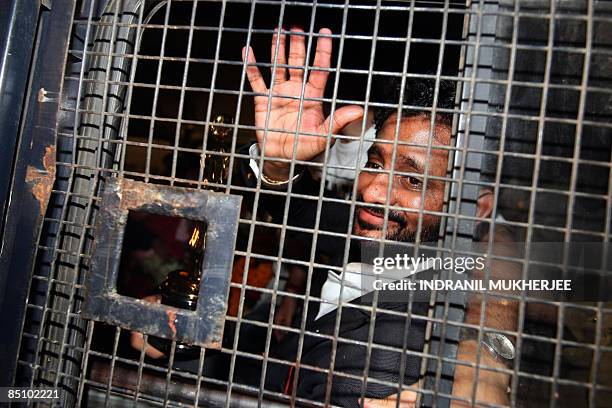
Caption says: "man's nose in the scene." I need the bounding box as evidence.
[361,172,395,206]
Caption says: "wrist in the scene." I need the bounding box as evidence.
[248,143,303,189]
[263,161,291,182]
[452,340,510,407]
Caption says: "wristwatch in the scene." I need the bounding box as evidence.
[461,329,516,367]
[482,332,516,362]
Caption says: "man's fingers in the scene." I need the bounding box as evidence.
[130,331,165,359]
[324,105,365,136]
[362,400,415,408]
[242,46,267,94]
[362,390,417,408]
[396,390,417,405]
[288,27,306,81]
[308,28,332,94]
[142,294,161,304]
[271,29,287,84]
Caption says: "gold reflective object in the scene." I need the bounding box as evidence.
[203,114,233,187]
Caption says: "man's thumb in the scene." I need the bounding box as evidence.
[325,105,365,135]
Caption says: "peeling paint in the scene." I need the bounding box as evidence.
[207,340,222,350]
[37,87,58,103]
[120,179,164,209]
[37,88,47,103]
[117,178,212,213]
[25,145,56,214]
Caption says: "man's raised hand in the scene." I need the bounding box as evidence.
[242,27,363,181]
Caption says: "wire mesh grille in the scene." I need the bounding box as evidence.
[14,0,612,407]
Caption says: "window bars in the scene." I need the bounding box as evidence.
[10,0,612,407]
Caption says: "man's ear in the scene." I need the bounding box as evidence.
[477,189,494,219]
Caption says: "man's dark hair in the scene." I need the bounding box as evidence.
[373,77,456,132]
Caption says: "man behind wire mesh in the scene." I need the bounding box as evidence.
[232,28,515,407]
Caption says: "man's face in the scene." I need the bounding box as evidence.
[354,114,451,242]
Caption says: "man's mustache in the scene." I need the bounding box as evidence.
[356,195,407,228]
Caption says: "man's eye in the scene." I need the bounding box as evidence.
[365,161,382,170]
[402,176,423,190]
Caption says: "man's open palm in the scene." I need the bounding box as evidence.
[242,28,363,168]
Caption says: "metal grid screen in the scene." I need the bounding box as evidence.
[13,0,612,407]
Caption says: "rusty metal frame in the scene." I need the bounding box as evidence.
[84,177,241,348]
[0,0,74,388]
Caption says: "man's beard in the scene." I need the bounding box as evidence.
[354,201,440,243]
